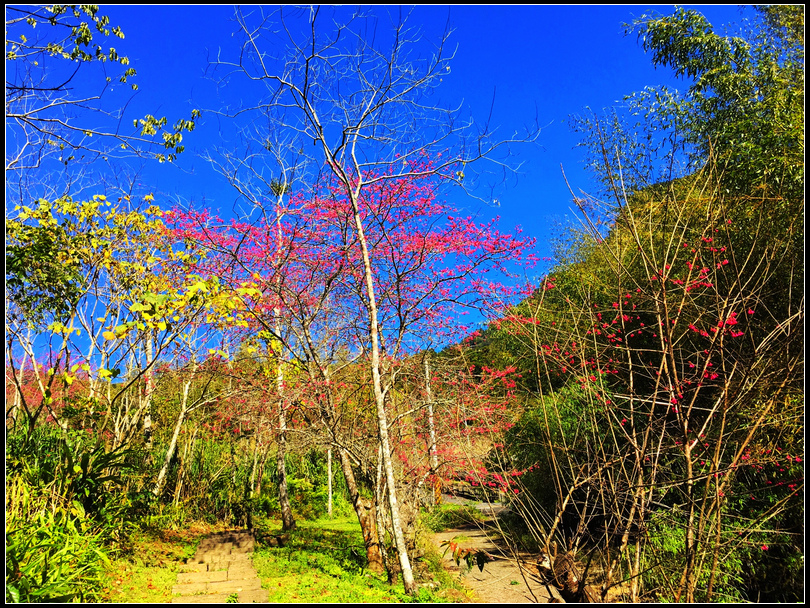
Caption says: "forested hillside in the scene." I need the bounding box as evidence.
[462,6,804,601]
[6,5,803,603]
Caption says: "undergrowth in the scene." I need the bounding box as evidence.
[253,515,471,603]
[421,502,488,533]
[99,526,207,603]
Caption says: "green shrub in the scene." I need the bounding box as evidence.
[421,503,486,532]
[5,477,112,602]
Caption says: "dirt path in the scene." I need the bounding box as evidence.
[431,496,560,604]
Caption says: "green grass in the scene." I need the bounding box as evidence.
[253,516,408,603]
[421,503,487,532]
[100,526,206,603]
[95,513,474,604]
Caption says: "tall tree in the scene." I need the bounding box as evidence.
[195,6,539,593]
[169,162,534,580]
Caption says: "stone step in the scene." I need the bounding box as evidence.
[173,576,262,597]
[169,587,269,604]
[228,566,259,580]
[238,589,270,603]
[176,570,229,585]
[193,552,252,566]
[172,593,233,604]
[172,581,209,596]
[172,529,266,603]
[207,577,263,595]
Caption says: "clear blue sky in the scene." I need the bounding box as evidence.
[96,5,749,268]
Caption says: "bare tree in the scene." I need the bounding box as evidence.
[495,153,803,601]
[198,5,540,593]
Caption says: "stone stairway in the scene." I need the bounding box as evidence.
[172,530,268,603]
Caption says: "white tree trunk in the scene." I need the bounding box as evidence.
[152,377,191,497]
[425,354,441,505]
[350,193,416,594]
[143,330,155,451]
[274,206,296,532]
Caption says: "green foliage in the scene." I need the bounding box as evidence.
[4,425,157,603]
[5,202,86,328]
[7,195,193,330]
[4,425,137,603]
[572,6,804,216]
[252,518,408,602]
[631,6,804,201]
[638,510,752,603]
[421,503,487,533]
[257,449,352,521]
[169,436,255,525]
[502,387,578,513]
[7,427,131,522]
[5,476,112,603]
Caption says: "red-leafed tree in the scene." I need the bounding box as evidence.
[196,6,539,592]
[169,161,535,580]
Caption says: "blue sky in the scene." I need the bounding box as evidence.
[54,5,750,266]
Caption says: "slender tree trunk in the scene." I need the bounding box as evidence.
[249,435,259,499]
[153,378,191,497]
[174,425,198,506]
[276,356,296,531]
[350,192,416,594]
[273,200,296,532]
[424,354,441,506]
[337,446,385,573]
[376,444,400,584]
[255,436,270,496]
[327,447,333,518]
[143,330,155,452]
[7,362,23,431]
[600,485,642,600]
[675,443,697,602]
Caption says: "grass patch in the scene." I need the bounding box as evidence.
[96,513,477,604]
[99,525,208,603]
[253,516,407,603]
[421,503,487,533]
